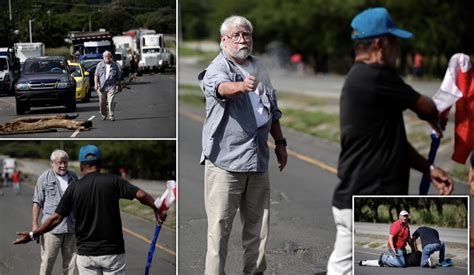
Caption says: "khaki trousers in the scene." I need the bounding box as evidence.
[327,207,352,275]
[204,160,270,275]
[76,253,126,274]
[40,232,77,275]
[97,88,116,119]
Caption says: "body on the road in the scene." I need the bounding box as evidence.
[95,51,122,121]
[32,149,78,275]
[198,15,288,275]
[327,7,453,274]
[15,145,165,275]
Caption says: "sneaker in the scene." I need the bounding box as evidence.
[359,260,363,266]
[428,257,435,268]
[378,253,384,267]
[109,116,115,121]
[101,115,106,120]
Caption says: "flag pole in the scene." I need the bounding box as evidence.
[145,223,162,275]
[419,132,441,195]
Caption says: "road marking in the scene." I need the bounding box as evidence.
[179,110,338,174]
[70,115,95,138]
[122,227,176,257]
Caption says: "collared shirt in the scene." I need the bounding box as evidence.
[33,169,78,234]
[95,61,121,92]
[198,51,282,172]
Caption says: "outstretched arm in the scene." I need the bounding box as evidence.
[14,212,64,245]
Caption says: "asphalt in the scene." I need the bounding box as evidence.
[0,159,176,274]
[0,72,176,138]
[354,248,468,275]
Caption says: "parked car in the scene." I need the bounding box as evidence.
[68,62,91,102]
[15,56,76,115]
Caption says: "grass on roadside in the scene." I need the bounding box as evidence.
[179,46,218,64]
[45,47,71,59]
[179,92,341,143]
[120,199,176,230]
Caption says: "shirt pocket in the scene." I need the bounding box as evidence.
[46,182,57,198]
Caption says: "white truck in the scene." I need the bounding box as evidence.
[139,33,167,73]
[0,47,20,95]
[2,158,16,180]
[114,48,130,75]
[14,42,45,64]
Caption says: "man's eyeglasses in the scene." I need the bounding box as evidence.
[224,32,252,42]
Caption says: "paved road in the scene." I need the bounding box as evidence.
[0,160,176,274]
[178,103,469,274]
[180,57,442,98]
[355,222,468,244]
[0,73,176,138]
[354,248,468,275]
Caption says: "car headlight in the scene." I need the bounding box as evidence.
[16,83,30,90]
[158,60,163,65]
[75,80,83,88]
[57,82,70,89]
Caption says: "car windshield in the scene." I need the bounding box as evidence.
[69,65,82,77]
[24,59,67,74]
[82,59,101,70]
[0,58,7,71]
[143,48,160,54]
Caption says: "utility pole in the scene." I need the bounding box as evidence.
[8,0,12,20]
[29,19,35,43]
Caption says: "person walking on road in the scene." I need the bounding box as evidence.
[12,169,21,195]
[95,51,122,121]
[32,149,78,275]
[15,145,166,274]
[379,211,416,267]
[412,226,452,268]
[327,7,454,274]
[198,15,288,275]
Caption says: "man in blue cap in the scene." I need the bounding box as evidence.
[327,7,454,274]
[14,145,166,274]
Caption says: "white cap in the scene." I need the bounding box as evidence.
[399,210,409,216]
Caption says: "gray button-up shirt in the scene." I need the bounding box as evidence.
[95,61,121,92]
[199,51,282,172]
[33,169,78,234]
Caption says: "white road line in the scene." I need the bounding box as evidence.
[70,115,95,138]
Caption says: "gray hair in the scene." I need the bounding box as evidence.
[220,15,253,36]
[50,149,69,161]
[103,50,113,58]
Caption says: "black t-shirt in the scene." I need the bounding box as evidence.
[412,226,440,248]
[470,150,474,166]
[55,172,139,256]
[333,62,421,209]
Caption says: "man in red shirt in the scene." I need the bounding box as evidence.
[380,210,417,267]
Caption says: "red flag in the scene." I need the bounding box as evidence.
[452,68,474,163]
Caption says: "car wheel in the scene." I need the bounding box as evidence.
[66,97,76,112]
[15,100,27,115]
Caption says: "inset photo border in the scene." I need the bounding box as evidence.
[353,195,469,275]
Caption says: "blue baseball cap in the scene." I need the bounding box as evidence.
[351,7,412,40]
[79,145,101,162]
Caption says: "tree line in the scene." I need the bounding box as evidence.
[0,141,176,180]
[0,0,175,48]
[181,0,474,77]
[354,197,467,228]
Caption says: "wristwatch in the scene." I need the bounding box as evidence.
[29,231,35,241]
[274,138,287,146]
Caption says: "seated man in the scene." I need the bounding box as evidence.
[412,226,452,268]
